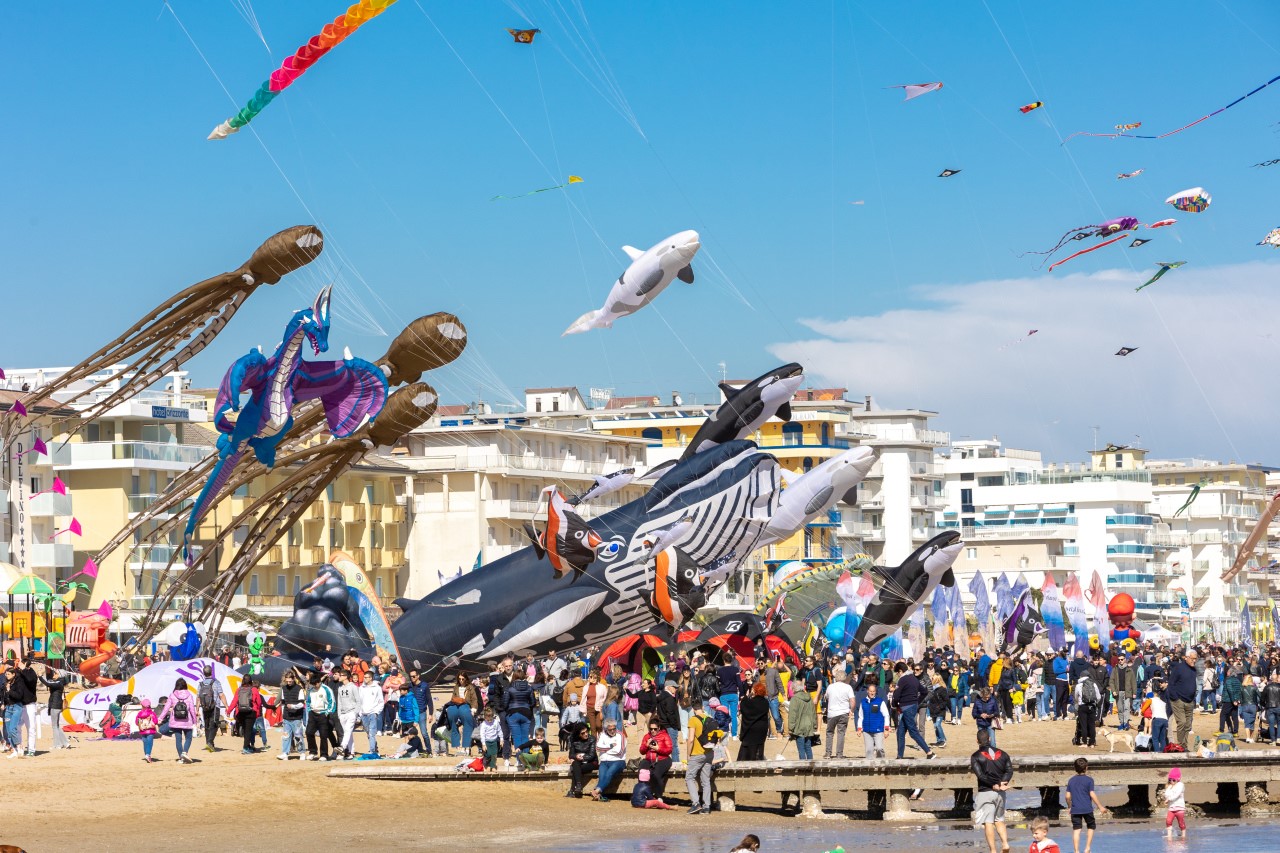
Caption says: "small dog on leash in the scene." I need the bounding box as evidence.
[1101,728,1135,753]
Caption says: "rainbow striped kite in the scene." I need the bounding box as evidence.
[209,0,397,140]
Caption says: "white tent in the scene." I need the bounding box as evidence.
[1142,626,1180,646]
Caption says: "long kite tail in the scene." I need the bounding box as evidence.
[1017,225,1098,261]
[182,446,246,563]
[1046,233,1129,272]
[1064,73,1280,144]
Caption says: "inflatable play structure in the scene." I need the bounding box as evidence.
[248,550,400,684]
[63,658,243,727]
[67,612,119,687]
[599,634,666,679]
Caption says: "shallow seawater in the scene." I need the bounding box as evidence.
[534,819,1270,852]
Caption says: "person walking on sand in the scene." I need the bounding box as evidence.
[857,682,888,759]
[787,681,818,760]
[1163,767,1187,839]
[136,698,160,763]
[196,665,229,753]
[892,662,936,760]
[970,728,1013,853]
[157,677,199,763]
[1165,649,1198,749]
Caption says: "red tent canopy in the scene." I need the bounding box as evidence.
[599,634,666,674]
[687,633,800,670]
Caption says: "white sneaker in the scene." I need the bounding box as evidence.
[6,751,19,759]
[277,753,289,760]
[504,759,512,770]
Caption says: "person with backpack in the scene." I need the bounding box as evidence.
[196,665,228,753]
[684,700,725,815]
[234,675,263,755]
[1073,673,1101,748]
[136,698,160,764]
[157,677,198,763]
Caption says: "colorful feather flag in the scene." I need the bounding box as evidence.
[1040,574,1067,651]
[1063,573,1089,656]
[1088,570,1109,652]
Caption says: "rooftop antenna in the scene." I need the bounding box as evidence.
[1092,425,1100,451]
[717,361,727,383]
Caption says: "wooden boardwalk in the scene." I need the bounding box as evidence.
[329,751,1280,819]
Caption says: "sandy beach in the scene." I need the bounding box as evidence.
[4,708,1269,853]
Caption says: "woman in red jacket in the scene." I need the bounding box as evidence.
[636,720,674,800]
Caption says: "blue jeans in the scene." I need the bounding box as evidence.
[416,711,431,752]
[508,711,532,751]
[932,715,947,746]
[666,727,681,763]
[446,703,475,750]
[1039,687,1054,719]
[950,696,964,722]
[1201,688,1218,712]
[281,719,304,755]
[896,703,931,758]
[255,716,269,748]
[603,702,620,724]
[1151,718,1169,753]
[795,735,814,760]
[1267,707,1280,743]
[719,692,740,737]
[360,712,380,753]
[3,706,21,748]
[142,734,155,757]
[768,697,782,731]
[978,724,996,747]
[595,759,625,795]
[174,728,193,756]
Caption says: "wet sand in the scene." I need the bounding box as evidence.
[3,709,1267,853]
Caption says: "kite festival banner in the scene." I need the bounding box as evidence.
[968,570,992,650]
[1088,570,1110,653]
[63,658,244,726]
[1040,574,1067,651]
[1062,573,1090,656]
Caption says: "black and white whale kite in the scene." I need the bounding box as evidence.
[851,531,964,651]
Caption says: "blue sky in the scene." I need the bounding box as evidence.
[4,1,1279,461]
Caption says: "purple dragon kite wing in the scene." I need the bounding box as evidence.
[293,357,389,437]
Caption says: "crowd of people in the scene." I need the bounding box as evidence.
[1,633,1273,836]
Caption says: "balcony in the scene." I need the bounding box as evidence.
[1106,515,1155,527]
[369,550,383,568]
[858,427,950,447]
[126,545,179,569]
[287,546,301,564]
[370,503,384,521]
[807,509,842,528]
[1152,533,1190,548]
[127,493,193,516]
[306,503,325,521]
[28,491,73,517]
[129,595,196,612]
[1107,544,1154,556]
[245,595,293,609]
[764,545,844,563]
[387,549,405,565]
[264,547,283,565]
[1048,554,1079,572]
[328,502,343,520]
[343,503,367,523]
[1191,560,1212,572]
[411,452,615,479]
[52,440,213,471]
[29,543,74,568]
[307,547,328,563]
[383,505,405,524]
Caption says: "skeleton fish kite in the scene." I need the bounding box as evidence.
[563,230,700,335]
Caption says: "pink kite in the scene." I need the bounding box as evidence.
[30,477,67,499]
[96,600,114,621]
[1149,219,1177,228]
[51,518,82,539]
[11,401,27,417]
[14,436,47,458]
[1047,233,1130,272]
[74,558,99,580]
[887,82,943,101]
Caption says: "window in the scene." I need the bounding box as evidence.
[535,400,542,412]
[30,476,40,494]
[329,521,343,548]
[287,525,300,547]
[1114,453,1123,469]
[960,472,975,481]
[803,457,813,472]
[276,575,286,596]
[326,484,336,501]
[961,488,973,504]
[293,576,302,594]
[782,422,803,446]
[978,475,1004,487]
[375,576,384,595]
[966,548,977,560]
[131,474,141,496]
[552,399,559,412]
[248,575,260,595]
[641,428,662,446]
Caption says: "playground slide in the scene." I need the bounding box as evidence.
[79,640,121,686]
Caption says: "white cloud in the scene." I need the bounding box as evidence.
[769,261,1280,463]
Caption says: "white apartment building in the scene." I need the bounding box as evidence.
[1147,458,1271,640]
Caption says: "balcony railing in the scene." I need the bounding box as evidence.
[127,493,193,515]
[29,543,74,568]
[53,441,213,468]
[765,545,844,563]
[411,453,614,477]
[265,547,283,564]
[1106,515,1154,526]
[28,491,73,517]
[858,427,950,447]
[387,549,405,565]
[245,595,293,608]
[384,505,405,523]
[307,503,325,520]
[307,547,328,563]
[1107,544,1154,555]
[343,503,367,523]
[369,550,383,568]
[287,546,301,563]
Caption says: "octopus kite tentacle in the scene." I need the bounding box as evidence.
[2,226,323,443]
[1047,233,1130,272]
[1021,217,1140,270]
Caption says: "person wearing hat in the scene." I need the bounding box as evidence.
[1162,767,1186,838]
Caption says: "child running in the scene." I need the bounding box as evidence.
[136,698,159,764]
[1163,767,1187,838]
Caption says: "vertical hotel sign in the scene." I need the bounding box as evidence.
[13,433,27,570]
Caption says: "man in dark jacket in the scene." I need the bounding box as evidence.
[1109,656,1138,731]
[1261,672,1280,746]
[7,659,39,757]
[655,681,682,763]
[278,670,306,759]
[407,670,436,754]
[890,662,935,760]
[970,728,1013,853]
[40,664,71,750]
[488,657,514,763]
[1166,649,1199,749]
